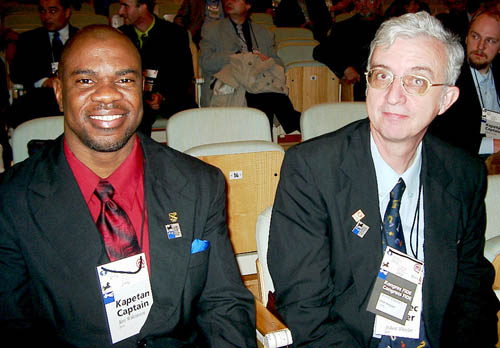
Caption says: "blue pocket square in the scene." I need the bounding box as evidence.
[191,239,210,254]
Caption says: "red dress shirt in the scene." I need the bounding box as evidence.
[64,135,150,270]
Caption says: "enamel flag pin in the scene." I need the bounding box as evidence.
[352,209,369,238]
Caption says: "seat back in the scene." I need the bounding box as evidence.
[277,43,340,111]
[272,27,315,46]
[4,13,41,33]
[12,116,64,164]
[300,102,367,141]
[70,13,109,27]
[250,12,274,25]
[486,174,500,241]
[286,63,340,112]
[186,141,284,268]
[166,107,271,152]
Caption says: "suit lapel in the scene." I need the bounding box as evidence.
[27,138,109,281]
[137,137,197,336]
[420,138,460,342]
[338,124,384,305]
[221,18,241,53]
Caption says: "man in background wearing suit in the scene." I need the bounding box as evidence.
[430,8,500,156]
[0,25,256,348]
[269,11,499,347]
[119,0,197,136]
[8,0,78,127]
[200,0,301,134]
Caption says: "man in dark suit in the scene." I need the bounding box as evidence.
[8,0,78,127]
[274,0,332,43]
[430,9,500,156]
[0,25,256,348]
[119,0,197,136]
[313,0,383,101]
[269,11,499,347]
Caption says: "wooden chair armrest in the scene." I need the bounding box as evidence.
[255,299,293,348]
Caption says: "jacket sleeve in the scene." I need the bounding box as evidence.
[268,147,362,347]
[199,22,233,77]
[441,161,500,347]
[195,170,257,348]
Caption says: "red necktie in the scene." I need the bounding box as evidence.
[94,180,140,261]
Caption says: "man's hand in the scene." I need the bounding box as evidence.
[145,92,163,110]
[253,51,270,61]
[494,139,500,153]
[343,66,360,84]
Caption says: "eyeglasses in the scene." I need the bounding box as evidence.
[365,68,449,96]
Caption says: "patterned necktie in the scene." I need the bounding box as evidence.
[382,178,406,253]
[52,31,63,62]
[94,180,141,261]
[378,178,430,348]
[236,24,249,53]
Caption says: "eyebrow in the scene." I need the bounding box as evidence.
[371,63,435,78]
[70,68,141,77]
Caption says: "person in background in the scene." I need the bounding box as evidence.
[119,0,197,136]
[8,0,78,127]
[430,8,500,156]
[274,0,332,42]
[313,0,383,101]
[200,0,301,134]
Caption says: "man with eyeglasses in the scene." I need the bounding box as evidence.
[430,8,500,156]
[8,0,78,127]
[268,11,499,347]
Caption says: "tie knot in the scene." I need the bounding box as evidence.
[54,31,60,39]
[390,178,406,201]
[94,180,115,202]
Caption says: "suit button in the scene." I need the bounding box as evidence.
[137,339,147,347]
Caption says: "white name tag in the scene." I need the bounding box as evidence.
[97,253,153,344]
[367,247,423,336]
[374,281,423,339]
[483,109,500,139]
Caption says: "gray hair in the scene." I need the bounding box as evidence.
[367,11,464,85]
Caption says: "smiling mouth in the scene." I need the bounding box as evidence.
[90,114,124,121]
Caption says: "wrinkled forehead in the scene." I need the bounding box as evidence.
[370,37,447,79]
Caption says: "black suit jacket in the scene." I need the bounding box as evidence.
[0,134,256,348]
[120,17,196,119]
[429,59,500,155]
[268,119,499,347]
[10,25,79,89]
[274,0,332,42]
[312,16,382,101]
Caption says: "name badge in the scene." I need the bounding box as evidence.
[482,108,500,139]
[367,247,423,335]
[97,253,153,344]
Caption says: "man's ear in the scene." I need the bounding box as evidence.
[438,85,459,115]
[53,77,64,112]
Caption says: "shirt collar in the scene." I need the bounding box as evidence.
[370,133,422,200]
[471,64,494,85]
[134,16,155,47]
[50,24,70,44]
[64,135,144,209]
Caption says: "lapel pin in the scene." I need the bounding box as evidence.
[352,221,369,238]
[168,212,178,223]
[166,223,182,239]
[352,209,365,222]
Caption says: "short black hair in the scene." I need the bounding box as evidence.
[136,0,155,13]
